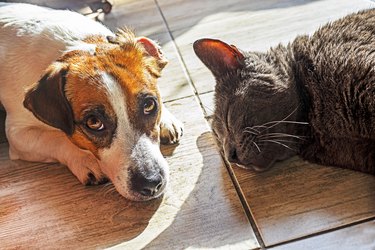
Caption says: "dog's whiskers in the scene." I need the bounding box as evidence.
[98,182,118,197]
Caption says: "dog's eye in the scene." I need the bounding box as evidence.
[86,116,105,131]
[143,98,157,115]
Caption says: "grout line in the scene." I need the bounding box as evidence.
[221,155,267,249]
[197,90,215,96]
[267,217,375,249]
[163,94,195,104]
[153,0,209,118]
[154,1,266,248]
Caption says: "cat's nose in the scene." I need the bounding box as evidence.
[223,139,243,165]
[226,146,242,164]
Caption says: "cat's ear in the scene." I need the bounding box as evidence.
[193,38,245,76]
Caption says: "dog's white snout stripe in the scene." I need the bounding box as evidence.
[98,72,168,200]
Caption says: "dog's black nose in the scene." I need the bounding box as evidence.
[140,177,163,197]
[132,172,164,197]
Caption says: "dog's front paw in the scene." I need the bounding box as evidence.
[86,173,109,186]
[160,108,184,144]
[67,150,108,186]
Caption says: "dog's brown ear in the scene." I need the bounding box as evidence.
[136,37,168,72]
[23,63,74,135]
[109,29,168,76]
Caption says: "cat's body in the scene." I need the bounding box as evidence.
[194,9,375,175]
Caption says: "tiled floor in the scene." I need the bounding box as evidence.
[1,0,374,249]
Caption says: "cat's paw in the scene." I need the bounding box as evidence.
[160,108,184,144]
[67,150,108,185]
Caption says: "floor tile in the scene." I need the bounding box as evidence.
[271,220,375,250]
[232,157,375,246]
[0,97,259,249]
[165,0,375,94]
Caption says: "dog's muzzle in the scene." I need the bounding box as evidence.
[126,134,169,200]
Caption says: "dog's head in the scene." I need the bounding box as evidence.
[23,30,169,201]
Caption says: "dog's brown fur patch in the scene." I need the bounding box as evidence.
[61,30,164,154]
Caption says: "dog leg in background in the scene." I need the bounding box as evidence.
[159,104,184,144]
[6,122,106,185]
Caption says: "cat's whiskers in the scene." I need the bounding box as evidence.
[258,132,307,141]
[242,124,305,155]
[251,125,269,130]
[265,120,309,126]
[242,107,308,139]
[254,106,307,132]
[243,125,262,134]
[239,132,259,153]
[252,141,261,153]
[258,106,299,128]
[221,106,307,155]
[243,129,259,136]
[259,139,297,151]
[242,127,262,152]
[262,138,299,144]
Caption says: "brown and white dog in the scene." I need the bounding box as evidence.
[0,3,183,201]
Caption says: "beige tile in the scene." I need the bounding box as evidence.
[232,157,375,246]
[168,0,375,94]
[0,97,259,249]
[271,220,375,250]
[103,0,166,36]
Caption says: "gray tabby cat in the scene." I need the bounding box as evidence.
[194,9,375,175]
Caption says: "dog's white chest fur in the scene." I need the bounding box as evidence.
[0,3,113,111]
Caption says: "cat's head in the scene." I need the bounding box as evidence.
[194,38,304,171]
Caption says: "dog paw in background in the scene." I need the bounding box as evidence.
[160,105,184,144]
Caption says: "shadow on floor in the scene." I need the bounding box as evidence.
[0,154,163,248]
[145,131,255,249]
